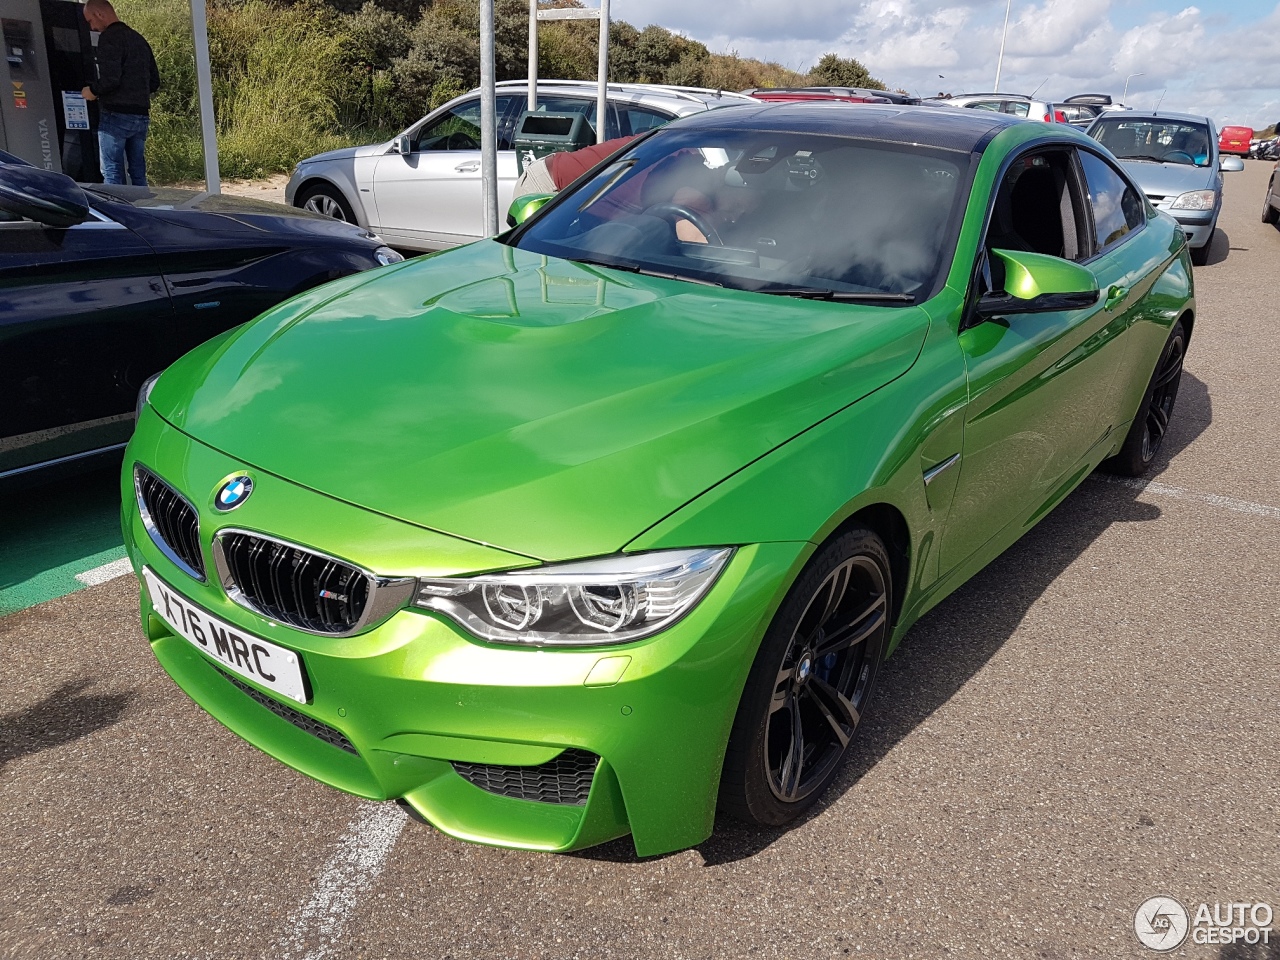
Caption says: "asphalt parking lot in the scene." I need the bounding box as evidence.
[3,161,1278,960]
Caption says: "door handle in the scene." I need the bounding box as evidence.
[1104,285,1128,310]
[454,161,480,173]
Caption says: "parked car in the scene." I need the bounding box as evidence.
[1218,125,1253,157]
[0,153,400,482]
[922,92,1057,122]
[1086,110,1244,265]
[127,102,1194,857]
[743,86,910,105]
[285,81,754,252]
[1262,159,1280,224]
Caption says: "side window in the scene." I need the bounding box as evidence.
[985,150,1090,277]
[967,100,1001,112]
[414,99,482,152]
[525,95,602,139]
[1078,150,1145,253]
[615,105,673,137]
[1002,101,1030,117]
[414,97,523,152]
[494,96,522,150]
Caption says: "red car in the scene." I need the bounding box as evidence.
[1219,125,1253,157]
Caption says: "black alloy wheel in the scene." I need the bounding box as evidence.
[720,528,891,827]
[1101,321,1187,477]
[1263,179,1278,224]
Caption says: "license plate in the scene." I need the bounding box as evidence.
[143,567,308,704]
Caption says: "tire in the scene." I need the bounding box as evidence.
[297,183,356,223]
[719,527,891,828]
[1263,182,1278,225]
[1189,231,1212,266]
[1100,321,1187,477]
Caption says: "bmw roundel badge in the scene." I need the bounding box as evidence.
[215,475,254,511]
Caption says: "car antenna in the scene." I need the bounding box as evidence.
[1029,76,1049,99]
[1153,89,1166,112]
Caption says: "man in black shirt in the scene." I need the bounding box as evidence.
[81,0,160,186]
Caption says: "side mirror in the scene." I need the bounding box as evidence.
[1219,156,1245,172]
[392,134,412,155]
[975,249,1099,319]
[506,193,554,227]
[0,163,89,228]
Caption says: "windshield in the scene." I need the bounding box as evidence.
[509,128,971,302]
[1089,118,1213,167]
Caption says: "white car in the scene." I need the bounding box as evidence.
[285,81,753,251]
[923,93,1057,123]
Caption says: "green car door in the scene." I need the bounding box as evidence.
[942,143,1132,572]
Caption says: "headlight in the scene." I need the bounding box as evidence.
[374,245,405,266]
[1170,190,1216,211]
[413,547,734,646]
[135,371,162,422]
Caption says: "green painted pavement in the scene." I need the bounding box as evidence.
[0,465,128,617]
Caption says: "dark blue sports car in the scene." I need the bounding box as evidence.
[0,151,402,481]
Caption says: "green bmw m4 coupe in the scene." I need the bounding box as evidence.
[123,103,1193,856]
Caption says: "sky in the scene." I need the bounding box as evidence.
[614,0,1280,129]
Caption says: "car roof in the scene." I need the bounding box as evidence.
[491,80,755,115]
[1092,109,1214,126]
[666,101,1024,153]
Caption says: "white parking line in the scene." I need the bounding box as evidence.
[74,556,134,587]
[277,803,407,960]
[1090,474,1280,520]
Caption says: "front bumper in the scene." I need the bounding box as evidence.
[1170,210,1215,249]
[123,408,805,856]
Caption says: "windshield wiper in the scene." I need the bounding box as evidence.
[1122,155,1166,163]
[568,257,722,287]
[752,287,915,303]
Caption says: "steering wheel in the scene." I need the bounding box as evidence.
[1162,150,1195,164]
[643,202,722,246]
[446,131,479,150]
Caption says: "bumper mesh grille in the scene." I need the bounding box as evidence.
[454,749,599,805]
[135,467,205,580]
[218,532,370,635]
[219,669,357,755]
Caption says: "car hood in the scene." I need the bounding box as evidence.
[87,186,379,245]
[1118,161,1218,197]
[153,241,928,561]
[298,143,385,165]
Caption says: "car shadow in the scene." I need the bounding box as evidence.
[0,679,135,773]
[575,373,1211,866]
[1202,226,1231,266]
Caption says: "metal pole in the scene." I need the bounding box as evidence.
[993,0,1011,93]
[480,0,498,236]
[1122,72,1143,104]
[596,0,609,144]
[190,0,220,193]
[528,0,538,111]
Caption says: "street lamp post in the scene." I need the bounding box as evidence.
[1122,72,1143,105]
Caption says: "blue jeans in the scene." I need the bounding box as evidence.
[98,110,150,186]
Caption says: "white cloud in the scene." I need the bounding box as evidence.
[616,0,1280,128]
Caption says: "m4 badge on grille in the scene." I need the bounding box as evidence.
[215,475,254,511]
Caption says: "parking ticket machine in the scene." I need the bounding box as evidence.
[0,0,100,178]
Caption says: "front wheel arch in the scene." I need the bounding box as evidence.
[295,178,360,225]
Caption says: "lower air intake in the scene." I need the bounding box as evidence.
[220,669,357,755]
[454,749,599,805]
